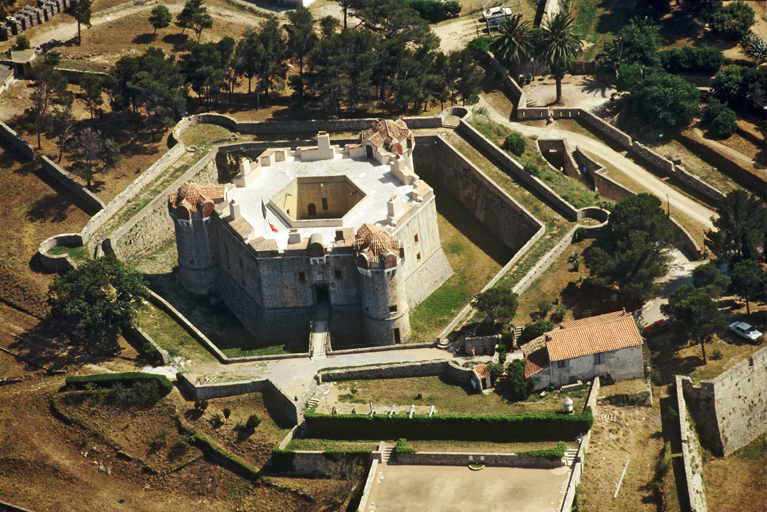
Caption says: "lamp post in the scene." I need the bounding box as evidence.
[666,193,670,216]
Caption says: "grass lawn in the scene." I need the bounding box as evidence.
[702,435,767,512]
[136,301,219,364]
[330,376,589,416]
[511,238,594,326]
[135,242,307,356]
[46,244,90,266]
[286,439,379,452]
[407,439,577,453]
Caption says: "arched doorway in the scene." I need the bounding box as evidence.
[308,203,317,216]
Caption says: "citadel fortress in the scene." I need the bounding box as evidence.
[168,119,453,347]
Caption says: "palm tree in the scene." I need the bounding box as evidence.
[490,14,533,75]
[537,11,580,104]
[596,39,631,76]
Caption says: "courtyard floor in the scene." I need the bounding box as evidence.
[365,465,571,512]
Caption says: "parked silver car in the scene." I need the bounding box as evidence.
[728,321,763,342]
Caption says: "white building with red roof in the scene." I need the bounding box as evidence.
[523,310,644,390]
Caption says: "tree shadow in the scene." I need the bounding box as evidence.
[26,192,71,223]
[162,32,191,53]
[132,33,156,45]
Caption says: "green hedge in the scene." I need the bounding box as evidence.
[65,372,173,395]
[659,46,724,75]
[395,438,416,454]
[518,441,567,460]
[305,407,593,442]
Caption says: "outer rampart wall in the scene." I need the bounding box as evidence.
[676,375,708,512]
[39,155,106,211]
[683,346,767,457]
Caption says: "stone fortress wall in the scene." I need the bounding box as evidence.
[681,345,767,457]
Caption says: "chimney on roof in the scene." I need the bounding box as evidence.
[230,200,241,220]
[545,333,552,341]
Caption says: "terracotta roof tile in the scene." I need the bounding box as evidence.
[546,313,642,362]
[524,347,550,378]
[558,310,627,330]
[353,223,400,263]
[474,364,490,379]
[360,119,411,155]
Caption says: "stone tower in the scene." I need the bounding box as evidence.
[168,182,230,295]
[353,223,411,345]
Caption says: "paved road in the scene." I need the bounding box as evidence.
[474,96,717,232]
[640,249,707,326]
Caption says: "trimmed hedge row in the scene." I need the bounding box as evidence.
[659,46,724,75]
[65,372,173,395]
[517,440,567,461]
[305,407,593,442]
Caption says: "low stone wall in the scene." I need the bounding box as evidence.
[574,111,633,150]
[464,335,500,356]
[328,342,436,355]
[676,375,708,512]
[670,217,702,260]
[512,226,577,296]
[0,120,36,160]
[397,452,562,468]
[457,121,580,221]
[357,458,379,512]
[439,106,471,122]
[559,376,600,512]
[126,326,171,365]
[37,233,83,272]
[539,137,589,187]
[317,360,473,385]
[53,68,108,85]
[39,155,106,212]
[487,53,525,106]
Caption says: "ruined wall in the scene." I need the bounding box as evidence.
[682,346,767,457]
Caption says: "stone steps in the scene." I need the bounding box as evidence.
[381,443,395,465]
[563,448,578,466]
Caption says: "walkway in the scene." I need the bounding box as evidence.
[474,96,717,232]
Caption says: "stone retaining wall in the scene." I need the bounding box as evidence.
[397,452,562,468]
[39,155,106,211]
[318,360,473,385]
[357,458,379,512]
[573,110,633,150]
[676,375,708,512]
[37,233,83,272]
[0,120,36,160]
[559,376,600,512]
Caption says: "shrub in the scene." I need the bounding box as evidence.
[395,438,416,454]
[711,349,724,360]
[659,46,724,75]
[552,305,567,323]
[518,441,567,460]
[627,72,700,130]
[245,413,261,430]
[271,448,296,473]
[707,0,755,40]
[407,0,461,22]
[523,320,555,341]
[500,332,515,347]
[223,408,231,423]
[523,161,541,178]
[13,35,30,51]
[537,300,553,317]
[467,36,493,57]
[701,100,737,138]
[503,132,526,156]
[304,407,593,442]
[712,65,766,108]
[505,359,534,401]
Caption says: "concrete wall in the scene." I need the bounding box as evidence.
[317,360,473,385]
[682,346,767,457]
[676,375,708,512]
[396,452,562,468]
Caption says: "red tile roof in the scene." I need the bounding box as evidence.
[474,364,490,379]
[546,311,642,362]
[524,347,550,378]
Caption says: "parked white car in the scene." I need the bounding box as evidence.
[483,7,512,19]
[728,321,763,342]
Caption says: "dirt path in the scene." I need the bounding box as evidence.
[475,95,717,231]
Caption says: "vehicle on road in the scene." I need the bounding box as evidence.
[728,321,763,342]
[644,319,668,337]
[482,7,512,19]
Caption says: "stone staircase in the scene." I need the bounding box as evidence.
[562,448,579,467]
[380,443,395,465]
[310,304,330,360]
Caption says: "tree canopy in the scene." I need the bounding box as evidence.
[626,72,700,130]
[472,287,519,328]
[48,255,149,347]
[707,190,766,262]
[585,193,677,305]
[538,11,580,104]
[148,5,172,34]
[661,284,726,365]
[504,359,534,401]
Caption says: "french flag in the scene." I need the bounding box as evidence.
[261,200,279,233]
